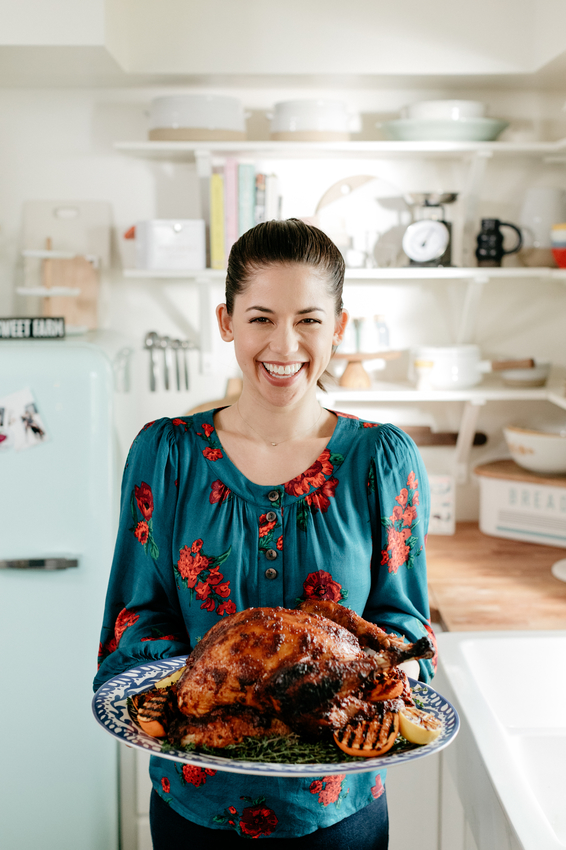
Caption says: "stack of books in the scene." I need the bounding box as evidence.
[209,159,281,270]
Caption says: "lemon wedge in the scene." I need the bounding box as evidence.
[155,668,184,689]
[399,705,442,745]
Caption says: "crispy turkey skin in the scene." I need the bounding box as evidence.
[173,601,434,748]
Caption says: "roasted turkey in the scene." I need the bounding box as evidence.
[169,600,434,748]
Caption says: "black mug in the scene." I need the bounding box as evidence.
[475,218,523,267]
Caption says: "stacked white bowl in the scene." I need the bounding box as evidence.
[149,95,246,141]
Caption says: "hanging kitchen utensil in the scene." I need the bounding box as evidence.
[144,332,160,392]
[171,339,182,391]
[160,336,173,391]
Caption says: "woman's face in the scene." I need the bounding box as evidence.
[217,264,347,408]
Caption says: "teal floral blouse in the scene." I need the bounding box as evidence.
[94,409,437,839]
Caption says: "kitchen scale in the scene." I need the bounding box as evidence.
[402,193,458,267]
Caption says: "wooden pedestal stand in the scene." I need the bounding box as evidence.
[332,351,402,389]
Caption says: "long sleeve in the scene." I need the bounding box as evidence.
[364,424,437,682]
[93,419,191,691]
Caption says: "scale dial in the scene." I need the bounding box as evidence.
[402,220,450,263]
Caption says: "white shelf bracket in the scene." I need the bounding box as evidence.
[460,151,493,267]
[195,149,212,267]
[453,399,486,484]
[457,274,489,343]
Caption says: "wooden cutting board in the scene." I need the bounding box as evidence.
[41,256,99,330]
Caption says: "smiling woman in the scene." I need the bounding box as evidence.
[94,219,435,849]
[213,221,348,485]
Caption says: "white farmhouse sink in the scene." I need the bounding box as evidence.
[436,631,566,850]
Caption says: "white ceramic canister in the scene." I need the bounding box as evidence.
[269,99,361,141]
[409,344,485,390]
[148,94,246,141]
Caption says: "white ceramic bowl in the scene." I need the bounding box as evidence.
[270,99,356,140]
[503,425,566,474]
[149,95,246,140]
[409,344,483,390]
[403,99,486,121]
[382,118,508,142]
[500,362,550,388]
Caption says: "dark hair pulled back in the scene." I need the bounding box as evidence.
[225,218,345,316]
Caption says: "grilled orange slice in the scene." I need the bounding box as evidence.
[136,690,168,738]
[333,711,399,757]
[399,705,442,745]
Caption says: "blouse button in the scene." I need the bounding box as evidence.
[265,548,278,561]
[267,490,279,502]
[265,511,277,522]
[265,567,278,580]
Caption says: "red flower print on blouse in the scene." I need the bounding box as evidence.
[371,775,384,799]
[175,539,233,616]
[276,535,283,551]
[284,449,334,497]
[334,411,359,419]
[309,775,348,808]
[161,777,170,794]
[258,513,277,538]
[181,765,216,787]
[134,482,154,520]
[98,607,139,663]
[203,447,223,461]
[380,472,422,574]
[239,803,278,838]
[217,599,236,616]
[177,547,210,588]
[202,422,214,438]
[301,570,346,603]
[134,521,149,544]
[304,476,338,514]
[210,479,231,504]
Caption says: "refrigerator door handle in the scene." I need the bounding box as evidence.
[0,557,79,570]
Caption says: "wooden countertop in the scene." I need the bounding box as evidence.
[426,522,566,631]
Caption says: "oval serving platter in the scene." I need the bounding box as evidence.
[92,656,459,777]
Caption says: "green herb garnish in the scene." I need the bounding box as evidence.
[161,732,416,764]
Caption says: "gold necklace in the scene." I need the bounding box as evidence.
[235,402,324,447]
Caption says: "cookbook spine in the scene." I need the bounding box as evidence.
[238,163,256,236]
[210,171,225,270]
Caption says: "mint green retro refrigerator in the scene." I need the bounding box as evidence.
[0,338,119,850]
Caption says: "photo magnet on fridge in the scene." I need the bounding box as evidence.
[0,388,49,451]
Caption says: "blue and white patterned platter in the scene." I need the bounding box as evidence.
[92,656,459,777]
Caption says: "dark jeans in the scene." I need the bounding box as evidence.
[150,787,389,848]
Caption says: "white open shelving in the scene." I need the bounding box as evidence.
[121,266,566,282]
[114,139,566,161]
[116,135,566,483]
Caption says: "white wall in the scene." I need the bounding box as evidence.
[105,0,566,75]
[0,0,105,45]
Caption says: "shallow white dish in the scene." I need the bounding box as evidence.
[402,99,486,121]
[500,362,550,387]
[382,117,508,142]
[503,424,566,474]
[92,656,459,777]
